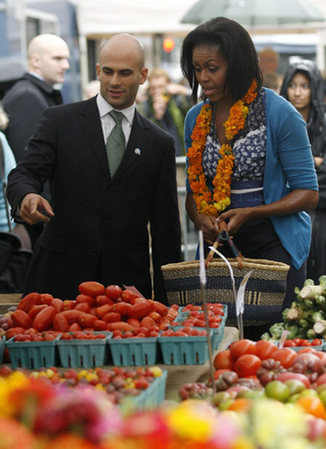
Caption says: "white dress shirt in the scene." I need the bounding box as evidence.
[96,93,135,146]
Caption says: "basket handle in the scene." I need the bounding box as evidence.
[205,220,243,268]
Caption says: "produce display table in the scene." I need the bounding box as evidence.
[159,326,239,400]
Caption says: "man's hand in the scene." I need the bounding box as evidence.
[20,193,54,225]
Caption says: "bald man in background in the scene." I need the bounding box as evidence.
[2,34,70,162]
[3,34,70,247]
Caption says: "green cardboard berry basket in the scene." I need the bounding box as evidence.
[57,334,110,368]
[158,330,213,365]
[6,336,60,369]
[121,369,167,411]
[108,337,158,366]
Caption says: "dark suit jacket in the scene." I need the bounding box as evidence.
[2,73,63,162]
[7,97,181,302]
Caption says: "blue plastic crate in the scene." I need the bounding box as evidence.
[57,335,109,368]
[108,337,158,366]
[158,330,213,365]
[6,336,59,369]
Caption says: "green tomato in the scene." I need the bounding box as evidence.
[211,391,231,407]
[288,393,301,403]
[319,389,326,407]
[265,380,290,403]
[219,398,234,411]
[298,388,319,398]
[285,379,306,395]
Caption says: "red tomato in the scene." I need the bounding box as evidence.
[271,347,297,368]
[312,338,323,346]
[79,281,105,297]
[234,354,262,377]
[283,339,297,347]
[213,349,234,370]
[106,285,123,300]
[255,339,277,360]
[229,339,256,360]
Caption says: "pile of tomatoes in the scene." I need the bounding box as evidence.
[6,281,180,340]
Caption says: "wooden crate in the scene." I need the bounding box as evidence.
[0,294,21,313]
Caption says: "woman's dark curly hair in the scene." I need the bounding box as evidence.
[181,17,263,103]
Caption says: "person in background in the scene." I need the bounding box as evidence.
[0,104,16,232]
[181,17,318,338]
[280,59,326,283]
[2,34,70,248]
[258,47,279,76]
[262,72,282,94]
[2,34,70,162]
[6,34,181,303]
[138,68,192,156]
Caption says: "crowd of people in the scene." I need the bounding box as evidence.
[1,19,326,336]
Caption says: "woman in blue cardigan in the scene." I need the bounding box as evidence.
[181,17,318,338]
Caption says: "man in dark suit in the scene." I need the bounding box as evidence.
[6,34,181,303]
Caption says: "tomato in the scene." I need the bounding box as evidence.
[53,313,69,332]
[75,302,91,313]
[106,285,123,300]
[113,302,132,317]
[78,313,97,328]
[255,340,277,360]
[271,348,297,369]
[234,354,262,377]
[95,295,113,306]
[129,301,155,319]
[312,338,323,346]
[50,298,63,313]
[33,306,56,331]
[127,318,140,328]
[94,320,107,331]
[283,339,297,347]
[229,339,256,360]
[75,294,96,307]
[11,310,32,329]
[27,304,48,320]
[275,371,311,388]
[214,368,234,380]
[17,292,42,313]
[79,281,106,297]
[95,304,113,319]
[293,338,304,346]
[153,301,168,316]
[213,350,234,371]
[265,380,290,402]
[297,396,326,419]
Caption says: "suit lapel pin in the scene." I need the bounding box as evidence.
[134,148,141,156]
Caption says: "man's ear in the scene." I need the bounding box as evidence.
[140,67,148,85]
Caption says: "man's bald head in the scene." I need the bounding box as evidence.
[99,34,145,70]
[96,33,148,110]
[28,34,70,85]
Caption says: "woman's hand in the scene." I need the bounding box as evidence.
[186,193,218,244]
[216,208,254,235]
[195,214,218,244]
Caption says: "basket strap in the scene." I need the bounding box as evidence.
[205,220,243,268]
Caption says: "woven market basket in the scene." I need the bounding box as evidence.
[161,258,290,327]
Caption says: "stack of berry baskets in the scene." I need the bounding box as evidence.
[172,303,228,351]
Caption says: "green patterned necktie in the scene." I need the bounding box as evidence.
[106,110,126,176]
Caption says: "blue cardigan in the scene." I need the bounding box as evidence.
[184,88,318,269]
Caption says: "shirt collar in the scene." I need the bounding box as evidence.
[96,93,135,125]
